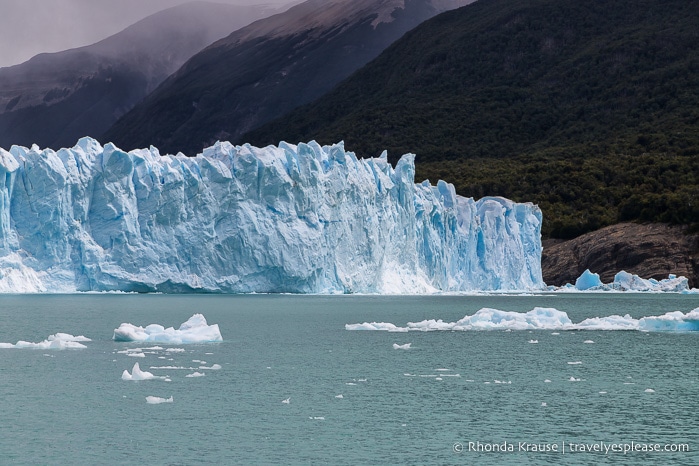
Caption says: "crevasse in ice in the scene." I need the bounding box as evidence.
[0,138,543,293]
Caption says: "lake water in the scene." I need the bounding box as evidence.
[0,293,697,465]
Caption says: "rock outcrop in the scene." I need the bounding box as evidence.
[542,223,699,287]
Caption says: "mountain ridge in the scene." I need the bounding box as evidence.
[243,0,699,238]
[103,0,475,155]
[0,1,283,149]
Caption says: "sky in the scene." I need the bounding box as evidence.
[0,0,291,68]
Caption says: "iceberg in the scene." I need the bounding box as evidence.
[0,138,543,293]
[347,307,699,332]
[113,314,223,344]
[559,270,695,293]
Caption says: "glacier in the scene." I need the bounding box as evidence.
[0,137,543,293]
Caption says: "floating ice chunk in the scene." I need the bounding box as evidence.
[613,271,690,292]
[599,391,607,394]
[544,379,551,383]
[575,269,603,290]
[644,388,655,393]
[541,402,547,407]
[639,309,699,332]
[346,382,357,385]
[435,377,443,381]
[567,361,582,365]
[282,397,290,404]
[113,314,222,343]
[0,332,90,349]
[186,372,206,378]
[435,368,450,372]
[309,417,325,420]
[345,322,408,332]
[199,364,221,370]
[122,362,167,381]
[392,343,411,350]
[551,332,560,335]
[568,377,581,382]
[128,352,146,358]
[583,340,594,344]
[146,396,173,404]
[528,339,538,343]
[335,394,343,399]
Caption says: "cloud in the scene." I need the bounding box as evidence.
[0,0,291,68]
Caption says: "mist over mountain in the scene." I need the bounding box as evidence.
[0,1,284,149]
[103,0,474,154]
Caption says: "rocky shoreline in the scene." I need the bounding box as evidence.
[542,223,699,288]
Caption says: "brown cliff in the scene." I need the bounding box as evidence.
[542,223,699,288]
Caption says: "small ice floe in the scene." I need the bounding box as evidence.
[186,372,206,378]
[403,373,416,377]
[551,332,560,335]
[435,377,443,381]
[122,363,168,381]
[166,348,185,353]
[494,380,511,384]
[199,364,221,370]
[393,343,411,350]
[584,340,594,344]
[541,402,547,407]
[567,361,583,365]
[282,397,290,404]
[192,360,205,364]
[568,377,582,382]
[346,382,357,385]
[599,391,607,394]
[623,382,635,385]
[335,394,344,399]
[146,396,173,404]
[0,333,90,350]
[149,365,196,370]
[644,388,655,393]
[435,368,450,372]
[128,352,146,358]
[309,416,325,420]
[544,379,552,383]
[528,339,538,344]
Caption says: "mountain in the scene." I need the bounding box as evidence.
[0,1,284,149]
[103,0,475,155]
[244,0,699,239]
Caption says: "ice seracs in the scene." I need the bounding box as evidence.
[0,137,543,293]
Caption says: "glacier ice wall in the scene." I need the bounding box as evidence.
[0,137,543,293]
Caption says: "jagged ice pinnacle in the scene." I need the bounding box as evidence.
[0,138,543,293]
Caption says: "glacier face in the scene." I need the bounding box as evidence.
[0,137,543,293]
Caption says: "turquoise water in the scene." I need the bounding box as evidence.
[0,293,697,465]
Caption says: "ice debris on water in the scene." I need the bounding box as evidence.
[0,138,543,294]
[392,343,411,350]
